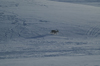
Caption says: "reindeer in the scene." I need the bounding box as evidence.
[51,29,59,34]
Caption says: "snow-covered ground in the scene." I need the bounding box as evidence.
[0,0,100,66]
[50,0,100,7]
[0,55,100,66]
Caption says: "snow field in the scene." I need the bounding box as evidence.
[0,55,100,66]
[0,0,100,66]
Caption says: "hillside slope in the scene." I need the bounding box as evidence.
[0,0,100,66]
[0,0,100,42]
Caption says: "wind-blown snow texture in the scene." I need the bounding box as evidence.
[50,0,100,7]
[0,0,100,66]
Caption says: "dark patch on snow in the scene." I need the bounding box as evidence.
[26,34,52,39]
[39,20,49,22]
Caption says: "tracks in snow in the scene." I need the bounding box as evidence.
[87,26,100,37]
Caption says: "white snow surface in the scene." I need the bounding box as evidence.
[0,0,100,66]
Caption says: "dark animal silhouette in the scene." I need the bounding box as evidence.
[51,30,59,34]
